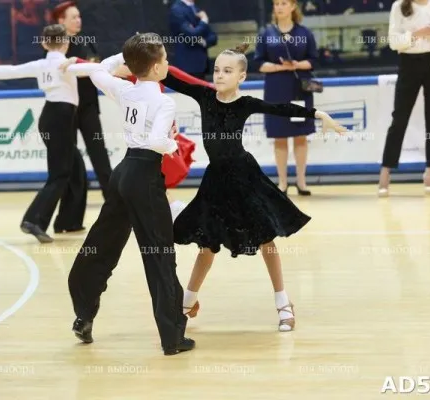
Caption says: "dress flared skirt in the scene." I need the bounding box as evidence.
[173,151,311,257]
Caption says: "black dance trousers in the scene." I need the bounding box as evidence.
[382,52,430,168]
[22,101,86,232]
[55,103,112,229]
[77,103,112,198]
[68,148,187,348]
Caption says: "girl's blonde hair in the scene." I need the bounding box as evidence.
[219,43,250,72]
[271,0,303,24]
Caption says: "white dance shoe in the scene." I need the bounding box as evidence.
[277,303,295,332]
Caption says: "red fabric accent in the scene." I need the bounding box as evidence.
[126,76,165,95]
[162,134,195,188]
[76,58,88,64]
[126,75,137,84]
[168,65,215,89]
[126,66,214,89]
[126,75,165,92]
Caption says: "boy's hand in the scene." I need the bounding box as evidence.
[169,124,179,139]
[58,57,78,72]
[114,64,132,78]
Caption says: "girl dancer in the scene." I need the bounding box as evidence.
[160,43,346,332]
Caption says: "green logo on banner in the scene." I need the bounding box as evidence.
[0,109,34,145]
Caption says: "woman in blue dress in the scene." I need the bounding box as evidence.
[254,0,318,195]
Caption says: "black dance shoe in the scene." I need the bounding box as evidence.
[72,318,93,344]
[163,337,195,356]
[20,221,53,243]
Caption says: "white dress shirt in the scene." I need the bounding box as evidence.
[67,53,178,155]
[0,51,101,106]
[389,0,430,53]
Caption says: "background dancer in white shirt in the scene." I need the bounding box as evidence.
[0,24,102,243]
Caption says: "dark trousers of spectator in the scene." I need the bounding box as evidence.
[382,52,430,168]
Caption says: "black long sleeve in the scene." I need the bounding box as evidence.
[161,72,207,102]
[245,96,316,119]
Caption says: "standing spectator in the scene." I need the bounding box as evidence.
[379,0,430,196]
[11,0,51,63]
[254,0,318,195]
[53,1,112,204]
[169,0,218,79]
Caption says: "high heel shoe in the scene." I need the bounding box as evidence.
[378,187,389,197]
[423,172,430,195]
[285,185,311,196]
[294,184,311,196]
[378,167,391,197]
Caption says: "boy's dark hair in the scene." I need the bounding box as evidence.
[123,33,164,77]
[41,24,69,50]
[401,0,413,17]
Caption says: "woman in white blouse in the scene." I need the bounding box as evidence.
[379,0,430,196]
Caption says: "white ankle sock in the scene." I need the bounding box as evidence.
[275,290,293,320]
[170,200,185,209]
[170,201,187,222]
[183,290,198,313]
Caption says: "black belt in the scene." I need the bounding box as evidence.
[125,148,162,162]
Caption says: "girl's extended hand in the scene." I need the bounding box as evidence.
[315,111,348,135]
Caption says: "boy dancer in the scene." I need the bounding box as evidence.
[67,33,194,356]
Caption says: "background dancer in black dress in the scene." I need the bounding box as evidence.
[161,43,346,332]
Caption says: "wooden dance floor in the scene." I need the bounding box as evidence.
[1,184,430,399]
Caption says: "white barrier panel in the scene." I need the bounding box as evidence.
[0,75,426,182]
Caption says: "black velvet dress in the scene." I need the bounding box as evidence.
[162,73,315,257]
